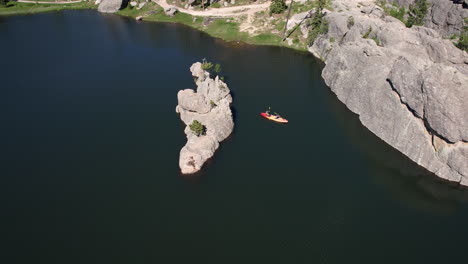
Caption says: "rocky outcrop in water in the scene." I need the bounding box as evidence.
[310,1,468,185]
[175,62,234,174]
[98,0,124,13]
[384,0,467,37]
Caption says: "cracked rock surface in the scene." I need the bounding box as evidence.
[310,2,468,185]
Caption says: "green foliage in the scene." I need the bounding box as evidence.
[376,0,407,24]
[210,2,221,8]
[201,58,214,71]
[307,0,329,45]
[269,0,287,15]
[362,27,372,38]
[361,26,382,46]
[210,100,217,107]
[371,35,382,46]
[0,0,8,7]
[214,63,222,73]
[0,1,94,15]
[189,120,206,136]
[201,59,225,78]
[275,20,286,31]
[362,26,372,38]
[389,6,406,22]
[406,0,428,27]
[449,34,458,40]
[329,37,335,43]
[347,16,355,29]
[457,29,468,52]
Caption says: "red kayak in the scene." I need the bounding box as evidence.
[260,112,288,123]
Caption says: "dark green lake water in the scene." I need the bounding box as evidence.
[1,10,468,264]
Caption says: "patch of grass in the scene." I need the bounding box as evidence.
[205,19,249,41]
[250,33,282,45]
[363,26,372,38]
[210,2,221,8]
[275,20,286,32]
[0,1,94,16]
[118,3,305,50]
[371,35,382,46]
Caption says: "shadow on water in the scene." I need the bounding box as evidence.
[324,84,468,212]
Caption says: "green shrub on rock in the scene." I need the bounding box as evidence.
[457,30,468,52]
[190,120,206,136]
[201,58,214,71]
[307,0,329,45]
[406,0,428,27]
[214,63,222,74]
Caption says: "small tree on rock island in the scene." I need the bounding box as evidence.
[214,63,222,74]
[270,0,287,15]
[189,120,206,137]
[201,58,214,71]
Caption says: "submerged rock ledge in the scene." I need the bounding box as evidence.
[310,1,468,185]
[175,62,234,174]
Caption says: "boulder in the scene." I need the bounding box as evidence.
[97,0,124,13]
[286,10,312,31]
[130,1,137,7]
[136,16,143,21]
[137,2,146,9]
[165,7,178,17]
[176,62,234,174]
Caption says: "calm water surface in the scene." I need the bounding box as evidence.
[1,10,468,264]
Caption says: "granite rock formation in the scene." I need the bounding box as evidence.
[310,1,468,185]
[98,0,124,13]
[175,62,234,174]
[384,0,467,37]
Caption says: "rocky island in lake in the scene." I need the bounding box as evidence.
[175,62,234,174]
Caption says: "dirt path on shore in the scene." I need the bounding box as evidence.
[152,0,271,17]
[152,0,298,34]
[17,0,83,4]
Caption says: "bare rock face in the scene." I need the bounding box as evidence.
[176,62,234,174]
[165,7,178,17]
[310,4,468,185]
[384,0,467,37]
[98,0,124,13]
